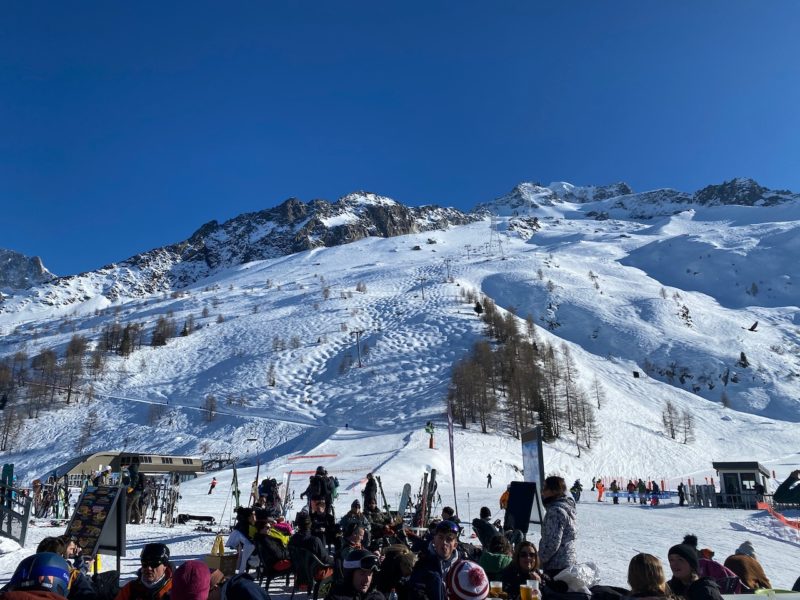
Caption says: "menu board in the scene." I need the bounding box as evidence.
[64,486,126,558]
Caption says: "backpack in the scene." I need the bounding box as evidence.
[92,570,120,600]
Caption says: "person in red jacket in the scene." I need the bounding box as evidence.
[596,480,605,502]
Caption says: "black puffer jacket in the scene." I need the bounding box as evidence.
[667,577,723,600]
[325,581,385,600]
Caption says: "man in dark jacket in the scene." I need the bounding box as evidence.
[310,496,339,548]
[363,474,378,506]
[325,549,384,600]
[471,507,500,549]
[290,513,333,566]
[408,521,463,600]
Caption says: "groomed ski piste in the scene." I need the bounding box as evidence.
[1,187,800,589]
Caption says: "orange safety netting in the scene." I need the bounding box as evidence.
[756,501,800,530]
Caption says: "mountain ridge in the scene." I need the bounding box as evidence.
[2,178,798,311]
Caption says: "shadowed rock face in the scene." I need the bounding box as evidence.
[693,178,799,206]
[0,248,55,290]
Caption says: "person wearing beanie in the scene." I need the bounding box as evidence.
[681,535,742,594]
[325,549,384,600]
[667,542,723,600]
[723,543,771,591]
[171,561,211,600]
[471,508,500,550]
[340,500,371,548]
[734,541,756,561]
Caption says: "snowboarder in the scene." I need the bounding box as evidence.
[678,481,686,506]
[591,477,596,491]
[637,479,647,505]
[208,477,217,495]
[596,479,605,502]
[486,474,493,488]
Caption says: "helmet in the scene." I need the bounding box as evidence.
[9,552,71,597]
[140,543,170,565]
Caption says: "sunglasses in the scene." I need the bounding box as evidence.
[519,552,537,558]
[141,560,163,569]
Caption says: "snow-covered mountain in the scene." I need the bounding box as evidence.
[0,248,55,291]
[0,175,798,493]
[1,192,477,310]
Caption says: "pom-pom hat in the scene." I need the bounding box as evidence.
[445,560,489,600]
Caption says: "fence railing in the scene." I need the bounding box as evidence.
[0,486,32,546]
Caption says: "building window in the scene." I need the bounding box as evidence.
[740,472,757,491]
[140,456,152,463]
[182,458,193,465]
[161,457,173,464]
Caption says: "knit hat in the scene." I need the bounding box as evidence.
[479,507,491,519]
[352,499,361,509]
[735,541,756,560]
[668,544,699,572]
[445,560,489,600]
[172,560,211,600]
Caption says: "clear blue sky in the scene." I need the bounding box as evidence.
[2,2,799,275]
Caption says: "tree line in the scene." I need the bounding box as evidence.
[447,294,601,456]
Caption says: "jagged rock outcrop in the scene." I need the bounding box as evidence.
[693,177,799,206]
[0,248,55,290]
[8,192,478,307]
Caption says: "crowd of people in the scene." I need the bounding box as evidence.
[2,471,799,600]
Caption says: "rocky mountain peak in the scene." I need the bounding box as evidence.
[693,178,797,206]
[0,248,56,291]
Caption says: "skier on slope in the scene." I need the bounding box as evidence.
[569,479,583,503]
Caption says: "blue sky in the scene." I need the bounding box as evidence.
[2,2,799,275]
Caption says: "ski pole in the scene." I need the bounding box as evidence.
[467,492,471,528]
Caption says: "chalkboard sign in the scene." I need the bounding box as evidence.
[65,486,126,560]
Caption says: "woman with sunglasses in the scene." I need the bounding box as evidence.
[326,549,385,600]
[501,542,541,599]
[114,544,172,600]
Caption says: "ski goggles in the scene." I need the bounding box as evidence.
[343,554,380,572]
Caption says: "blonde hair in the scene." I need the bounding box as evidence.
[628,553,666,595]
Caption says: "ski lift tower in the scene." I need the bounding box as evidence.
[488,214,504,259]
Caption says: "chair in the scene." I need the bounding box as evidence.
[288,546,333,600]
[254,538,292,591]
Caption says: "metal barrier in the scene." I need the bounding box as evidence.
[0,486,32,546]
